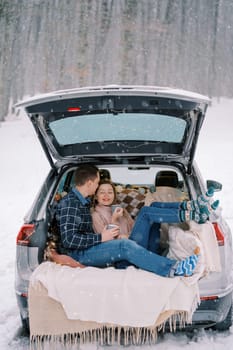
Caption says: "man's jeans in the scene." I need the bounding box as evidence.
[69,202,182,277]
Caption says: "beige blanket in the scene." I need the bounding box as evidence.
[29,262,200,345]
[30,262,200,326]
[29,282,177,345]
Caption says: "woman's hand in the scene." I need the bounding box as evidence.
[101,226,120,242]
[117,233,129,239]
[112,207,123,223]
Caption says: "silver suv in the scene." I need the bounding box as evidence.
[15,85,233,333]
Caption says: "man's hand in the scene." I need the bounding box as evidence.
[49,251,86,268]
[101,226,120,242]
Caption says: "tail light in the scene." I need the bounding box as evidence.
[21,293,28,298]
[200,295,218,301]
[16,224,35,246]
[213,222,225,246]
[67,107,81,112]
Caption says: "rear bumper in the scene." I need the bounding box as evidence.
[16,291,28,322]
[191,292,232,327]
[161,292,233,333]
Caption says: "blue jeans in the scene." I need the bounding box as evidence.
[69,202,182,277]
[116,202,182,269]
[129,202,181,251]
[70,239,176,277]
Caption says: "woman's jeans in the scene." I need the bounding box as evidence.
[129,202,181,252]
[69,202,182,277]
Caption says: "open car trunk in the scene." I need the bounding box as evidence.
[16,85,210,174]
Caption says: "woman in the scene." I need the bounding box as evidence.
[91,179,134,238]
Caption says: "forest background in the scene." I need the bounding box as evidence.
[0,0,233,121]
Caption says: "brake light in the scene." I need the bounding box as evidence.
[67,107,81,112]
[200,296,218,301]
[21,293,28,298]
[213,222,225,246]
[16,224,35,246]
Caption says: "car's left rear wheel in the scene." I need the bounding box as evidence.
[20,316,30,335]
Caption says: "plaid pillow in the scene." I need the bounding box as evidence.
[116,189,145,218]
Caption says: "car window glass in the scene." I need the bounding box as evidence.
[56,167,188,198]
[49,113,186,146]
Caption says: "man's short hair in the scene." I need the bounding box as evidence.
[74,164,99,186]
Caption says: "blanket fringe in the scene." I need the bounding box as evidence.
[30,326,158,349]
[29,309,197,349]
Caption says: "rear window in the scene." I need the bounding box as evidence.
[49,113,186,146]
[56,166,189,199]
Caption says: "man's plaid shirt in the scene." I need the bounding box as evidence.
[56,188,102,251]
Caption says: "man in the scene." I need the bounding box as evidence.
[56,164,199,277]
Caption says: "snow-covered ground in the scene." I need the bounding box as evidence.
[0,98,233,349]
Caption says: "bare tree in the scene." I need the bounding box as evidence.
[1,0,233,120]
